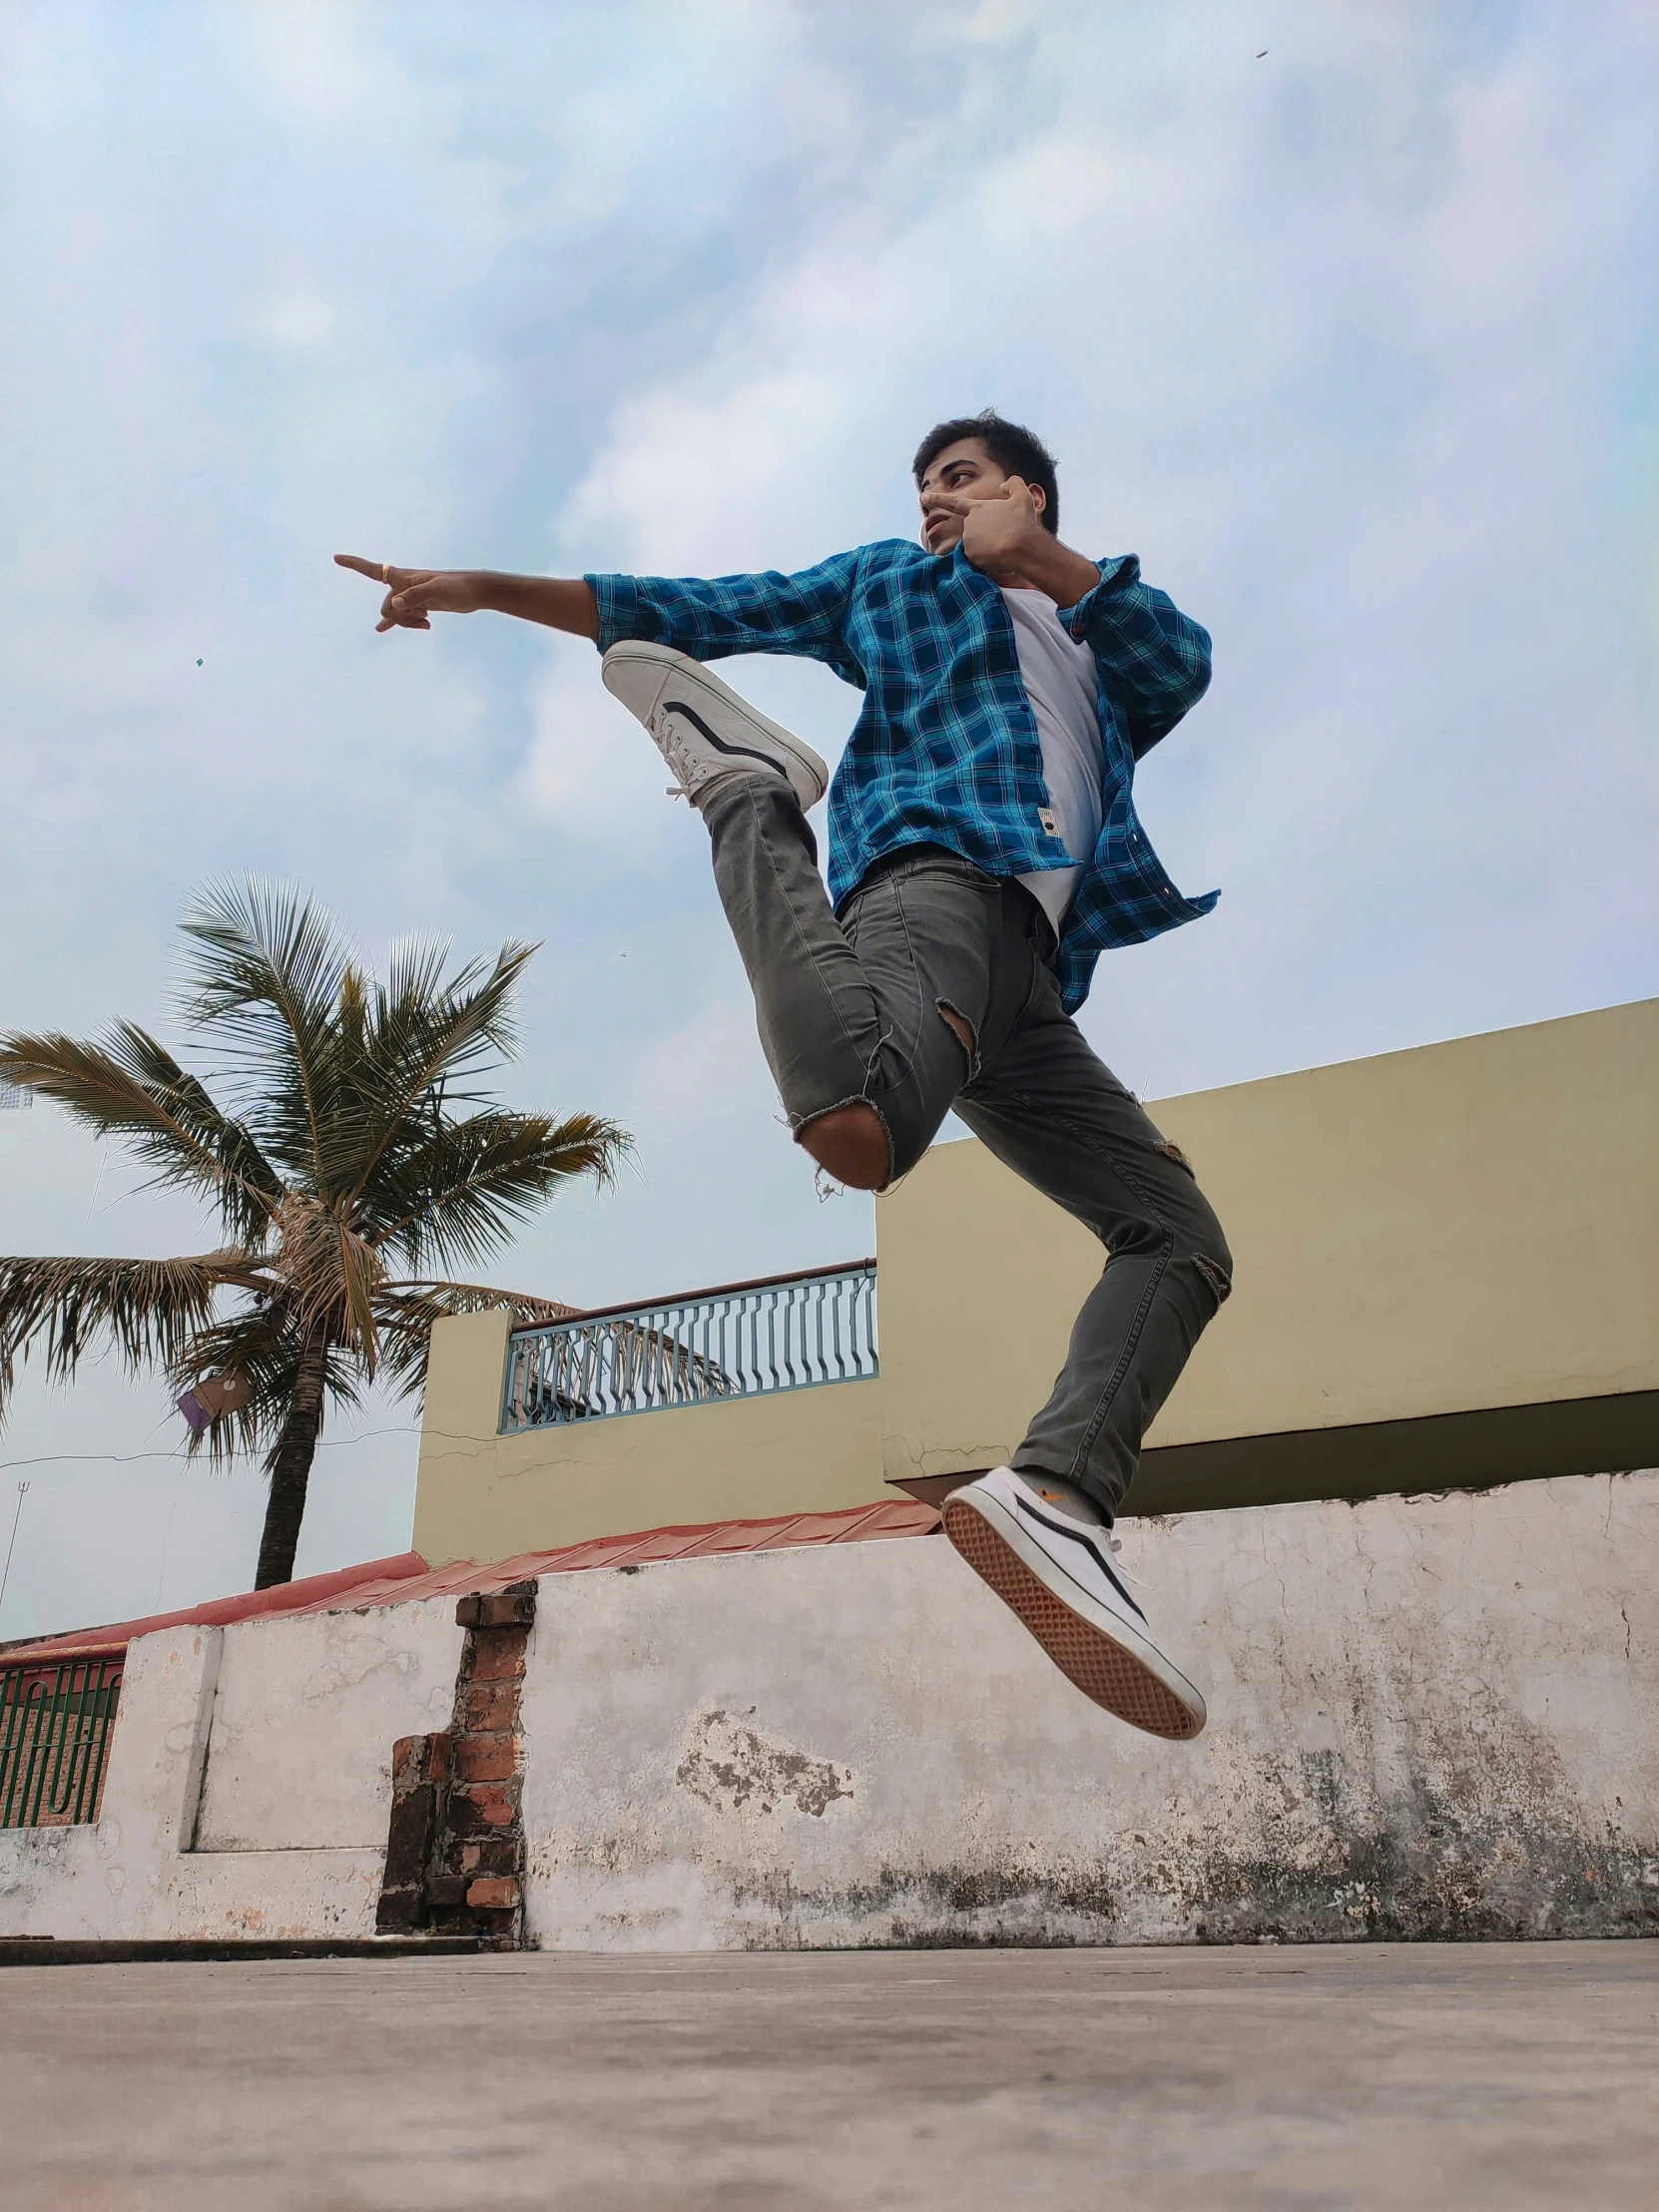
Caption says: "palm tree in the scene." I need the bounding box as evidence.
[0,882,628,1589]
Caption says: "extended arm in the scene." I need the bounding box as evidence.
[333,557,600,638]
[588,555,862,683]
[333,551,862,685]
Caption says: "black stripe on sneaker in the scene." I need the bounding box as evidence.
[662,699,790,778]
[1012,1496,1147,1621]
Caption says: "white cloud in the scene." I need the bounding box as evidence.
[629,995,775,1137]
[521,650,684,845]
[244,0,373,120]
[564,371,848,575]
[250,289,336,350]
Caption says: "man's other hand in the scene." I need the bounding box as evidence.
[334,554,484,632]
[957,477,1051,583]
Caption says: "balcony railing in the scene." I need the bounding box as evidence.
[0,1658,124,1828]
[501,1260,878,1430]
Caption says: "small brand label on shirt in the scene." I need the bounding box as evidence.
[1037,807,1059,836]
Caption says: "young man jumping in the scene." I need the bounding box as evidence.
[338,409,1231,1741]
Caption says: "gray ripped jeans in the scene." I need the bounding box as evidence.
[700,772,1233,1522]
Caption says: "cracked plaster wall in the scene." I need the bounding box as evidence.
[194,1603,464,1851]
[0,1597,464,1941]
[518,1468,1659,1949]
[6,1469,1654,1947]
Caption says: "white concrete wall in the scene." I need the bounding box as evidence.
[517,1469,1659,1948]
[0,1596,462,1941]
[4,1472,1656,1946]
[196,1603,463,1851]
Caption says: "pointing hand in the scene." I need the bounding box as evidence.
[333,554,484,633]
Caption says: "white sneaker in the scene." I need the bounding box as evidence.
[602,642,829,811]
[941,1467,1207,1740]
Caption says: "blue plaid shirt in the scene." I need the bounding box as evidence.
[589,537,1216,1012]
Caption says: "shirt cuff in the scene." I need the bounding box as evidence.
[1060,554,1140,641]
[585,573,639,654]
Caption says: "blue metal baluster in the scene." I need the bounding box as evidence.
[502,1337,521,1432]
[693,1297,711,1401]
[657,1306,673,1407]
[677,1303,693,1406]
[616,1315,636,1415]
[579,1322,603,1416]
[650,1307,669,1408]
[657,1307,675,1408]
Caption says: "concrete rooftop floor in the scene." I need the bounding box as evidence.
[2,1942,1653,2210]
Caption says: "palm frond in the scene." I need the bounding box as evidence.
[0,1250,269,1419]
[177,879,352,1186]
[331,938,538,1206]
[272,1195,387,1372]
[366,1108,630,1274]
[0,1027,284,1245]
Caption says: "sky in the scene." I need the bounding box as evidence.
[0,0,1654,1641]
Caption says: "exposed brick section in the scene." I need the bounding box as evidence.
[375,1731,452,1934]
[373,1580,537,1949]
[456,1588,536,1630]
[467,1636,529,1682]
[454,1733,519,1783]
[465,1877,521,1912]
[461,1679,519,1731]
[446,1780,520,1836]
[459,1836,521,1878]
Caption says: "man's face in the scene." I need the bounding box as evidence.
[916,437,1045,555]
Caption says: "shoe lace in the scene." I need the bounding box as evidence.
[657,719,697,803]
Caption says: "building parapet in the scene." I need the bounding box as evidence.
[3,1471,1655,1949]
[500,1260,877,1431]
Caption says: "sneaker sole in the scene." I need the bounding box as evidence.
[602,642,830,807]
[942,1490,1206,1740]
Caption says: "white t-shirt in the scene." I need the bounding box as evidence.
[1003,587,1104,935]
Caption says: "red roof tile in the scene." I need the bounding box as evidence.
[0,1500,939,1665]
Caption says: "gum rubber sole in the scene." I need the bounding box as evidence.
[942,1496,1203,1741]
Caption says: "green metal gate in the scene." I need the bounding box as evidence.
[0,1658,124,1827]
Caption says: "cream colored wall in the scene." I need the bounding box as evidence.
[413,1307,889,1567]
[876,998,1659,1482]
[413,999,1658,1559]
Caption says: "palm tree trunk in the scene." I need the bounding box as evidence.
[255,1333,328,1589]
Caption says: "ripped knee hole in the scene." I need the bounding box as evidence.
[935,1000,977,1070]
[796,1099,894,1192]
[1194,1253,1233,1304]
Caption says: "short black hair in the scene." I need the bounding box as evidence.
[912,409,1061,536]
